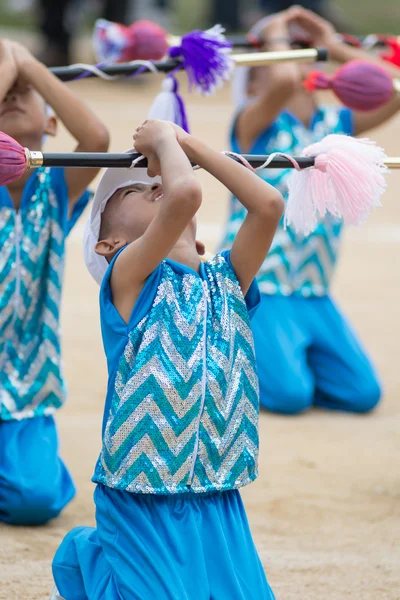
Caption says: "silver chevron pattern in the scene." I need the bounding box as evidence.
[0,169,67,420]
[94,254,260,495]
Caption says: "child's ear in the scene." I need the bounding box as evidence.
[95,237,127,258]
[44,114,57,137]
[196,240,206,256]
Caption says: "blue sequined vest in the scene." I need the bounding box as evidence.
[0,169,66,420]
[93,254,260,494]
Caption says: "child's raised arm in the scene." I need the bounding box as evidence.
[329,38,400,135]
[236,11,301,153]
[110,120,202,315]
[8,40,109,207]
[0,41,17,103]
[287,7,400,135]
[180,129,284,296]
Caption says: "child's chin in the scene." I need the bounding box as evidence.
[1,122,39,141]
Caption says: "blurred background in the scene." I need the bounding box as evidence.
[0,0,398,66]
[0,2,399,600]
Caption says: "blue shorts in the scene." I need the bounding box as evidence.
[0,415,75,525]
[53,484,275,600]
[252,294,381,414]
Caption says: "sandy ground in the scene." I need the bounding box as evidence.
[0,73,399,600]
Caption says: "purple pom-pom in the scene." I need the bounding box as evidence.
[168,25,234,95]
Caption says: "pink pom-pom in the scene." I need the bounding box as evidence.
[285,134,387,236]
[0,131,27,186]
[93,19,168,63]
[303,60,395,111]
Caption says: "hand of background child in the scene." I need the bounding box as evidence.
[7,40,36,74]
[0,39,17,72]
[258,10,292,48]
[133,120,177,177]
[7,40,38,81]
[286,6,337,49]
[0,39,109,207]
[164,122,190,147]
[235,9,302,153]
[0,40,18,102]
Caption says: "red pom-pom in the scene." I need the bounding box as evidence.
[93,19,168,63]
[303,60,394,112]
[0,131,27,185]
[380,36,400,69]
[340,33,362,48]
[126,20,169,61]
[303,70,331,92]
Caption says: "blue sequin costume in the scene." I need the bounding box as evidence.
[52,250,276,600]
[0,167,89,525]
[0,167,89,420]
[95,250,260,494]
[219,107,381,414]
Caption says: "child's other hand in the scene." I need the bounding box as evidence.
[133,120,176,154]
[0,39,17,80]
[166,122,190,146]
[258,11,291,43]
[133,120,176,178]
[8,41,37,77]
[286,6,336,48]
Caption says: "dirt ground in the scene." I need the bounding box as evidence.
[0,74,399,600]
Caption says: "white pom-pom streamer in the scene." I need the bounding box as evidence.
[147,76,190,131]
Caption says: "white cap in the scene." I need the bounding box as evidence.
[83,151,161,285]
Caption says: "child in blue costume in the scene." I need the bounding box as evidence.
[221,7,400,415]
[51,119,284,599]
[0,39,109,525]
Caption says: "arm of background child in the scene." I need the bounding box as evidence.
[286,8,400,135]
[8,41,109,208]
[236,12,302,153]
[0,40,17,103]
[287,6,400,74]
[110,121,202,316]
[182,134,284,296]
[327,40,400,78]
[325,30,400,135]
[327,42,400,134]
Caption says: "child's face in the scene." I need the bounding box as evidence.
[110,182,165,240]
[97,182,197,259]
[0,80,55,144]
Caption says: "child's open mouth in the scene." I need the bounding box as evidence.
[1,106,24,116]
